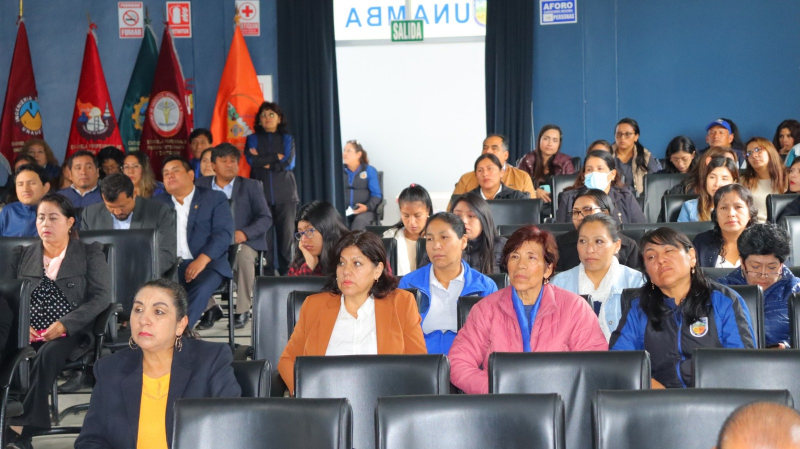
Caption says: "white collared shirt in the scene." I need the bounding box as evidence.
[172,187,196,260]
[422,264,465,334]
[325,295,378,356]
[112,212,133,230]
[211,176,235,200]
[479,183,503,200]
[70,184,98,197]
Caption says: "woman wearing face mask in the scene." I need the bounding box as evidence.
[470,154,529,200]
[693,184,757,268]
[661,136,697,174]
[612,118,661,195]
[517,125,575,204]
[383,184,432,276]
[741,138,788,223]
[555,150,646,224]
[677,156,739,222]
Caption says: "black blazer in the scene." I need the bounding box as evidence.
[468,183,530,200]
[555,229,641,272]
[693,230,722,268]
[555,186,646,224]
[74,338,240,449]
[195,176,272,251]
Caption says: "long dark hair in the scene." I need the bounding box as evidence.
[531,124,563,188]
[568,150,625,190]
[449,192,498,275]
[135,278,197,338]
[253,101,289,135]
[390,184,432,231]
[710,184,758,260]
[773,119,800,153]
[664,136,698,174]
[615,118,651,175]
[289,201,348,275]
[323,231,398,299]
[696,156,739,222]
[573,188,617,216]
[638,228,712,331]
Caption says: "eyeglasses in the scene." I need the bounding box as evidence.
[122,164,141,171]
[260,112,277,119]
[615,132,635,139]
[294,228,316,240]
[669,156,692,165]
[746,147,765,158]
[745,268,781,279]
[571,206,603,218]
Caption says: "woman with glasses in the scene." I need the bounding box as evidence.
[20,139,60,180]
[287,201,348,277]
[666,146,739,196]
[661,136,697,174]
[342,140,383,230]
[246,101,299,275]
[718,224,800,348]
[122,152,164,198]
[741,138,787,222]
[97,146,126,178]
[612,118,661,195]
[677,156,739,222]
[693,184,757,268]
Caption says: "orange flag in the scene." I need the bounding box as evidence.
[209,24,264,178]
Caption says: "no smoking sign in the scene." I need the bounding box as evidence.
[235,0,260,36]
[118,2,144,38]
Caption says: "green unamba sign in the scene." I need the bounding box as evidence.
[391,20,423,42]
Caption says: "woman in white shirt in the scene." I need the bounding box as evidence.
[383,184,432,276]
[693,184,758,268]
[741,138,787,222]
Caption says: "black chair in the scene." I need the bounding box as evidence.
[173,398,352,449]
[403,288,422,315]
[781,216,800,266]
[694,348,800,409]
[295,355,450,449]
[660,194,698,222]
[487,199,542,226]
[791,266,800,278]
[767,193,799,224]
[489,351,650,449]
[486,273,508,290]
[235,276,327,397]
[620,221,714,246]
[550,173,579,219]
[0,279,33,449]
[376,394,565,449]
[643,173,686,222]
[498,222,573,237]
[729,284,765,349]
[592,389,793,449]
[415,237,426,269]
[365,225,393,237]
[231,360,271,398]
[208,244,241,350]
[0,237,39,280]
[571,156,582,172]
[457,296,483,331]
[374,171,387,225]
[791,293,800,349]
[700,267,734,282]
[381,238,398,276]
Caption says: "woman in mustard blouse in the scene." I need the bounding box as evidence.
[75,279,240,449]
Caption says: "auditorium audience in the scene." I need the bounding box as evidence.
[447,193,507,274]
[453,134,535,198]
[470,153,529,200]
[517,125,575,203]
[666,146,739,196]
[188,128,213,177]
[7,193,110,446]
[555,150,646,223]
[246,101,299,276]
[587,139,613,154]
[342,140,382,230]
[773,119,800,157]
[787,157,800,193]
[693,184,757,268]
[677,156,738,222]
[287,200,348,276]
[715,402,800,449]
[612,118,661,195]
[55,159,72,191]
[278,231,426,394]
[741,137,787,222]
[96,146,125,178]
[198,148,215,177]
[661,135,697,174]
[122,151,165,198]
[703,119,746,165]
[13,154,38,173]
[551,214,645,341]
[383,184,432,276]
[57,150,103,209]
[611,227,755,388]
[718,224,800,348]
[20,138,60,180]
[75,279,240,449]
[449,225,607,394]
[0,164,50,237]
[555,188,640,272]
[399,212,497,354]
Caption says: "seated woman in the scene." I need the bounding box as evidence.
[667,146,739,196]
[787,157,800,193]
[449,225,607,394]
[198,148,216,177]
[555,188,640,272]
[122,152,164,198]
[383,184,432,276]
[717,224,800,348]
[587,139,613,154]
[470,154,528,200]
[20,138,60,180]
[742,138,788,222]
[551,214,645,340]
[661,136,697,174]
[342,140,383,230]
[287,200,348,276]
[555,150,646,224]
[612,118,661,195]
[773,119,800,158]
[7,193,111,447]
[399,212,497,354]
[449,193,506,274]
[611,228,755,388]
[677,156,738,222]
[278,231,426,393]
[517,125,575,204]
[693,184,757,268]
[97,146,126,178]
[75,279,240,449]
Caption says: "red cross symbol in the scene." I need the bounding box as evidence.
[240,4,255,19]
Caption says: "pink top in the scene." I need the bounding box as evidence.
[449,284,608,394]
[43,245,67,280]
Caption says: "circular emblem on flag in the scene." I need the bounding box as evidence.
[149,92,183,137]
[14,96,42,135]
[689,317,708,337]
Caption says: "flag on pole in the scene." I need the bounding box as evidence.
[209,20,264,177]
[140,24,194,179]
[119,24,158,153]
[0,19,44,162]
[65,23,124,158]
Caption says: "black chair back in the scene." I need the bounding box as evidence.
[173,398,352,449]
[232,360,271,398]
[592,389,793,449]
[375,171,387,223]
[0,279,32,390]
[660,194,698,222]
[0,237,39,280]
[643,173,686,222]
[486,199,542,226]
[295,355,450,449]
[376,394,565,449]
[402,288,422,314]
[620,221,714,246]
[728,284,764,349]
[287,290,324,338]
[791,266,800,278]
[457,296,483,331]
[767,193,799,224]
[415,237,426,270]
[551,173,579,219]
[700,267,734,282]
[498,222,573,237]
[381,238,398,276]
[486,273,508,290]
[781,216,800,266]
[791,293,800,349]
[489,351,649,449]
[365,225,392,237]
[571,156,582,172]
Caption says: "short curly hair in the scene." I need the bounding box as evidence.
[501,225,559,280]
[737,223,791,264]
[324,231,398,299]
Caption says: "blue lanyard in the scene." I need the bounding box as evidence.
[511,287,544,352]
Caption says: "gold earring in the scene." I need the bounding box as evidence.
[175,335,183,352]
[691,267,696,275]
[129,336,138,350]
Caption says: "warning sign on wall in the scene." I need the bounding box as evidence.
[118,2,144,38]
[166,1,192,38]
[235,1,260,37]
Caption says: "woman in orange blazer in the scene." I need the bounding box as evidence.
[278,231,427,393]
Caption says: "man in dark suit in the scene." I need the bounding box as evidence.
[57,150,103,209]
[153,156,234,328]
[80,173,177,277]
[196,143,272,329]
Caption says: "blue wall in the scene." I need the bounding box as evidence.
[0,0,278,162]
[533,0,800,158]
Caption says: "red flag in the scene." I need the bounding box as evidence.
[209,24,264,177]
[140,25,194,179]
[65,24,123,158]
[0,20,44,162]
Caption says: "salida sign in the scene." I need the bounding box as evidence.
[391,20,423,41]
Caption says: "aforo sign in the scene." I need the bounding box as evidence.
[235,0,261,37]
[166,1,192,37]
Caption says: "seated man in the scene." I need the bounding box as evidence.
[196,143,271,329]
[452,134,535,198]
[0,164,50,237]
[153,155,234,328]
[189,128,213,178]
[716,402,800,449]
[57,150,103,209]
[80,173,177,278]
[702,119,745,166]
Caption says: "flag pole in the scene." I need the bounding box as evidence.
[19,0,22,17]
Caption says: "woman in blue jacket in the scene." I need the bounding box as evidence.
[342,140,382,230]
[398,212,497,354]
[718,223,800,348]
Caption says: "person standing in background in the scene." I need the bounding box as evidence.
[342,140,382,230]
